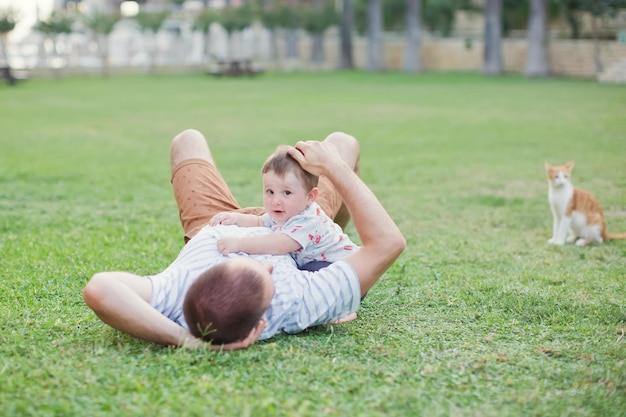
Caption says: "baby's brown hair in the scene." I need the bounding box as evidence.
[262,145,319,191]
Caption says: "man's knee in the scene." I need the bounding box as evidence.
[171,129,205,149]
[171,129,213,167]
[324,132,359,148]
[323,132,359,171]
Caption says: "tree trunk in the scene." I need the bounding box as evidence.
[564,7,580,39]
[483,0,503,75]
[0,33,9,68]
[310,32,324,66]
[148,32,158,74]
[98,34,110,77]
[591,15,603,74]
[366,0,384,72]
[403,0,421,72]
[203,30,211,63]
[270,28,281,70]
[284,28,299,59]
[524,0,549,77]
[339,0,354,69]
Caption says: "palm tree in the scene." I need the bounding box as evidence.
[524,0,549,77]
[366,0,384,72]
[483,0,503,75]
[403,0,421,72]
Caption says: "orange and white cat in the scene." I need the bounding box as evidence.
[545,161,626,246]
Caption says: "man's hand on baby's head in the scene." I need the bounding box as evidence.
[288,141,342,177]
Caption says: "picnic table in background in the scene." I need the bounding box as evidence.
[207,57,263,78]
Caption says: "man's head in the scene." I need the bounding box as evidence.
[261,146,319,223]
[183,258,275,345]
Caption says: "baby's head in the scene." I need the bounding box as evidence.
[261,146,319,223]
[262,146,318,191]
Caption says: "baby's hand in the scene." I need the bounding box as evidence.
[217,237,240,255]
[210,212,239,226]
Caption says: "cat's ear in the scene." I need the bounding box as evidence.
[544,162,552,172]
[565,161,575,170]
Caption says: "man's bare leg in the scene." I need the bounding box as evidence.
[171,129,215,169]
[321,132,360,229]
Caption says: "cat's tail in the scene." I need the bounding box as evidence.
[606,232,626,240]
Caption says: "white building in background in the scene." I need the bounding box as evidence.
[6,0,268,71]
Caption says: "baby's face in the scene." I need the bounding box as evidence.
[262,171,312,223]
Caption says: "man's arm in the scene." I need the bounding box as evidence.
[217,234,301,256]
[82,272,264,350]
[288,141,406,297]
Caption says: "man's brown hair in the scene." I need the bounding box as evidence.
[183,262,268,345]
[262,145,319,191]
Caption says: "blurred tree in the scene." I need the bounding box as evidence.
[403,0,422,72]
[559,0,626,38]
[34,10,75,72]
[502,0,560,36]
[0,8,17,85]
[259,5,282,66]
[366,0,384,71]
[352,0,477,38]
[525,0,550,77]
[422,0,456,36]
[302,0,338,66]
[170,0,187,10]
[0,8,17,71]
[193,9,219,63]
[83,10,121,77]
[502,0,529,35]
[276,4,302,60]
[218,4,254,34]
[483,0,503,75]
[339,0,355,69]
[135,11,170,73]
[558,0,626,73]
[217,5,254,59]
[355,0,421,71]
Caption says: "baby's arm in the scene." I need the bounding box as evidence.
[217,234,301,256]
[209,212,262,227]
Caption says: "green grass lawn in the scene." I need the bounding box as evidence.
[0,71,624,417]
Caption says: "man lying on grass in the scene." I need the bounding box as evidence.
[83,129,405,350]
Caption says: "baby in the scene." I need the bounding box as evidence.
[210,145,359,267]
